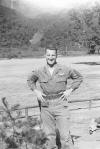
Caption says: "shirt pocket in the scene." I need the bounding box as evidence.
[39,77,48,83]
[55,75,66,82]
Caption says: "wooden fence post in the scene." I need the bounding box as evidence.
[89,100,92,109]
[25,108,28,119]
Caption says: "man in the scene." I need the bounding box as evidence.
[27,45,83,149]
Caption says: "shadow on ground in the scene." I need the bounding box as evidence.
[74,62,100,65]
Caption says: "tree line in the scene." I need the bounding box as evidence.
[0,3,100,57]
[42,3,100,54]
[0,5,36,49]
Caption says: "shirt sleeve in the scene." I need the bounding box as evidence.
[27,70,39,91]
[67,68,83,91]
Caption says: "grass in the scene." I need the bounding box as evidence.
[0,55,100,109]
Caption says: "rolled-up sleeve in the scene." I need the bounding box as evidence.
[68,68,83,91]
[27,70,39,91]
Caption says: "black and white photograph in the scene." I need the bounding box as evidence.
[0,0,100,148]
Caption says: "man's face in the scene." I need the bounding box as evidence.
[45,49,57,67]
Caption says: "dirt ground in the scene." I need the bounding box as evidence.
[0,55,100,148]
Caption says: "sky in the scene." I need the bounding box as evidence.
[1,0,100,17]
[20,0,100,12]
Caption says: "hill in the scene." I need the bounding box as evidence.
[0,3,100,58]
[0,5,36,48]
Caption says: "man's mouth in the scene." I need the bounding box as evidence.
[49,61,54,63]
[49,59,54,61]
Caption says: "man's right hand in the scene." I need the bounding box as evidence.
[34,89,46,102]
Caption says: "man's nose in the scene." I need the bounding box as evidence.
[49,56,53,59]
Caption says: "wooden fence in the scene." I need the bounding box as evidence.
[1,98,100,119]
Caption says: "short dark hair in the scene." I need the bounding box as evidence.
[45,44,57,54]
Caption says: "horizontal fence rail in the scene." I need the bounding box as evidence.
[0,97,100,119]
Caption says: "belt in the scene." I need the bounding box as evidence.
[43,93,63,100]
[41,92,68,107]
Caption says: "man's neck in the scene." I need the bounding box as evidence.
[47,63,57,76]
[47,62,57,68]
[48,67,55,76]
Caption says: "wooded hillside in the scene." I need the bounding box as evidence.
[0,3,100,58]
[0,5,36,48]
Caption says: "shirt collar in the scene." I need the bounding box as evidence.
[43,63,62,76]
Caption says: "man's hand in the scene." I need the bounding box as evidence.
[60,88,73,101]
[34,89,46,102]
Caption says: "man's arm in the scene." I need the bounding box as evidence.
[27,70,46,102]
[60,67,83,100]
[68,68,83,91]
[27,70,38,91]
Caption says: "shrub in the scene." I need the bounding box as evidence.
[0,97,47,149]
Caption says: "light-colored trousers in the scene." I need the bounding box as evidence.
[41,99,74,149]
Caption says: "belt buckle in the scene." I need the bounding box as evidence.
[50,99,54,102]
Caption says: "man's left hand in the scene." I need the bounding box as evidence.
[60,88,73,101]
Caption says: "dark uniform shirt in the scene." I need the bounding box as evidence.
[27,63,83,96]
